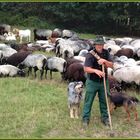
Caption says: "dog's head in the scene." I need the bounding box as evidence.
[74,81,84,95]
[68,81,84,105]
[130,96,139,104]
[111,83,122,93]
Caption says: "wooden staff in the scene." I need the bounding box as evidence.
[102,64,113,130]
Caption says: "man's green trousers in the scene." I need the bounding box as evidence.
[82,79,109,122]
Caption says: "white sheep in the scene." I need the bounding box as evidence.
[78,49,88,57]
[55,38,74,58]
[62,29,78,39]
[113,62,140,87]
[13,28,31,43]
[19,54,47,79]
[104,43,121,55]
[4,32,16,41]
[0,64,25,77]
[2,47,17,58]
[73,56,85,63]
[45,56,67,79]
[0,43,10,50]
[55,38,89,59]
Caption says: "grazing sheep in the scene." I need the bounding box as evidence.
[34,29,52,41]
[0,64,25,77]
[4,32,16,41]
[65,58,83,68]
[6,51,32,66]
[55,38,74,58]
[0,24,11,35]
[107,67,113,76]
[104,43,121,55]
[53,28,62,38]
[63,62,86,83]
[62,29,78,39]
[0,35,5,41]
[136,48,140,58]
[45,56,67,79]
[73,56,85,63]
[1,47,17,58]
[114,48,134,58]
[0,43,10,50]
[78,49,88,57]
[68,81,84,118]
[55,38,91,58]
[13,28,31,43]
[19,54,47,79]
[113,62,140,91]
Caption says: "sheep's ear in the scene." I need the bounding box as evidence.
[108,48,111,52]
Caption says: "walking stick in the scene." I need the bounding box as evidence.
[102,64,114,136]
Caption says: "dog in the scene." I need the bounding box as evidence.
[67,81,84,118]
[109,91,139,121]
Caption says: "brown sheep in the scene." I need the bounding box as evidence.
[115,48,134,58]
[63,62,86,83]
[5,51,32,66]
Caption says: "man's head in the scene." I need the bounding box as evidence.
[94,36,105,53]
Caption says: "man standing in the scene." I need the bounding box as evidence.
[82,36,113,128]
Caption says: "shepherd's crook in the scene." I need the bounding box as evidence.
[102,64,113,130]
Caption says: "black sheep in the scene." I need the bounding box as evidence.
[6,51,32,66]
[115,48,134,58]
[63,62,86,83]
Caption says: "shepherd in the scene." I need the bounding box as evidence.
[82,35,113,129]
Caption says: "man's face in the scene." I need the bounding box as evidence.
[95,44,104,53]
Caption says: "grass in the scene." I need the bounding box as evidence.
[0,75,140,139]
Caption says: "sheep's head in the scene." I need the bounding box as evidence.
[17,70,26,77]
[18,63,26,70]
[113,62,124,71]
[12,28,19,37]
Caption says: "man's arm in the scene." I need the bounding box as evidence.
[98,58,113,68]
[84,66,105,78]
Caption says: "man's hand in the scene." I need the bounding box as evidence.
[94,69,105,78]
[97,58,106,65]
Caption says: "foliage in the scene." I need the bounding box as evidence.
[0,2,140,36]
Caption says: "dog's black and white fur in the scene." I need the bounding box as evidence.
[67,81,84,118]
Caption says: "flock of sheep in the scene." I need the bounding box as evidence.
[0,23,140,93]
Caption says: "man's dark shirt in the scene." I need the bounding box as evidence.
[84,49,112,82]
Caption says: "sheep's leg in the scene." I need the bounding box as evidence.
[28,67,32,76]
[50,70,52,79]
[40,69,44,80]
[20,36,22,43]
[34,67,38,78]
[45,70,47,79]
[29,36,31,42]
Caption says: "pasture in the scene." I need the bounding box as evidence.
[0,74,140,139]
[0,32,140,138]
